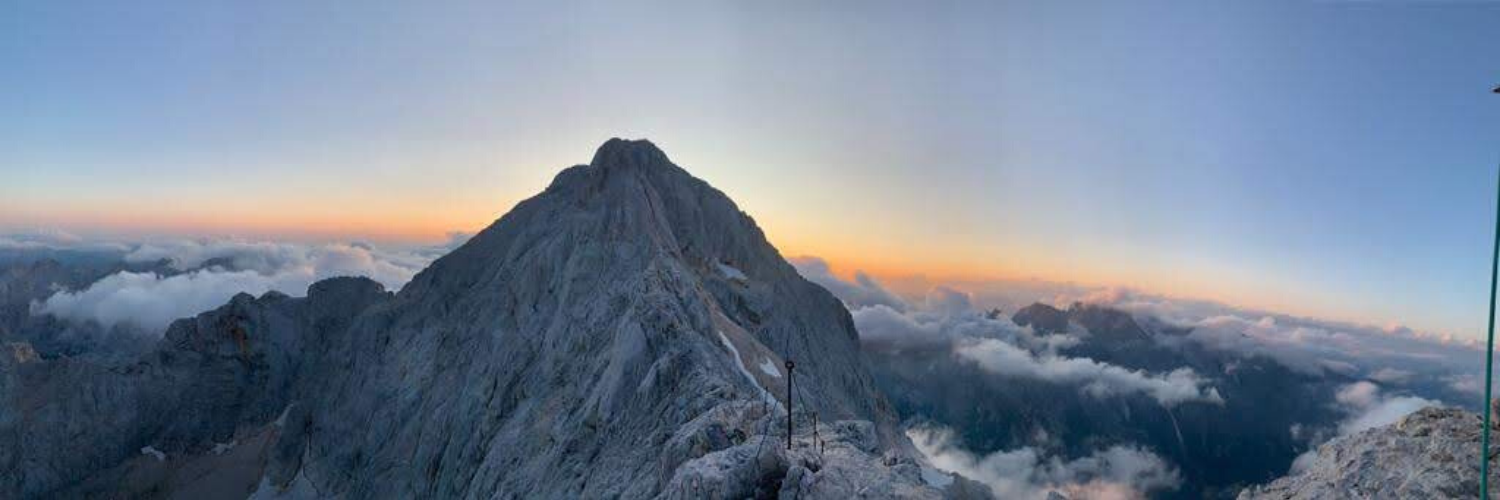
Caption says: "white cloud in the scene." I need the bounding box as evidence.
[909,426,1180,500]
[1288,450,1319,475]
[849,304,947,348]
[32,239,440,334]
[1341,396,1437,435]
[1287,379,1440,470]
[1334,381,1381,408]
[1445,374,1483,395]
[956,338,1223,407]
[1177,316,1332,376]
[0,229,130,253]
[1367,368,1413,384]
[1060,287,1487,399]
[790,256,908,311]
[924,286,973,317]
[1332,381,1440,435]
[806,257,1221,407]
[850,300,1075,354]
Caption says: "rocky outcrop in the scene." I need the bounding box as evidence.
[1238,405,1495,499]
[1012,303,1071,335]
[1,139,984,499]
[0,277,391,498]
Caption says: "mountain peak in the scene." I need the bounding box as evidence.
[4,139,975,500]
[590,137,670,170]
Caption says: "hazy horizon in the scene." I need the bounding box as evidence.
[7,0,1500,342]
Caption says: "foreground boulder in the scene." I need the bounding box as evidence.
[1239,404,1496,499]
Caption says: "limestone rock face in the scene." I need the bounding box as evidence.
[1238,405,1496,499]
[1,139,981,499]
[0,277,391,498]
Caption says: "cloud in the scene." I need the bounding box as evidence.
[413,231,474,259]
[789,256,908,311]
[33,239,441,334]
[0,229,130,253]
[848,304,948,349]
[36,268,310,335]
[909,426,1180,500]
[1060,287,1487,403]
[1367,368,1414,384]
[1181,315,1340,376]
[1286,379,1444,474]
[812,263,1484,390]
[956,338,1223,407]
[1332,381,1440,435]
[924,286,973,317]
[850,299,1075,354]
[803,257,1221,407]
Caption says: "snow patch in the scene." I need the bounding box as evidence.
[140,445,166,462]
[758,357,782,378]
[717,330,784,412]
[920,465,954,488]
[274,403,295,428]
[716,262,748,282]
[212,440,238,455]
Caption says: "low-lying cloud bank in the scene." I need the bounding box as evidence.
[957,338,1223,407]
[25,233,472,334]
[794,256,1484,405]
[789,257,909,312]
[1054,287,1488,400]
[0,229,131,253]
[1331,380,1441,435]
[910,426,1180,500]
[792,259,1223,408]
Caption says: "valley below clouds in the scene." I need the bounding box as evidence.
[2,231,470,353]
[791,256,1488,499]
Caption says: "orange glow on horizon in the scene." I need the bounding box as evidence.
[1,204,504,245]
[2,199,1439,337]
[8,204,1320,315]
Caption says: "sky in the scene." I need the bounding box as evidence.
[4,0,1500,340]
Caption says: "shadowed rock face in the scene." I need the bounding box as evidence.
[0,277,393,499]
[1012,303,1071,335]
[2,139,981,499]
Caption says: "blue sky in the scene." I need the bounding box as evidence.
[4,0,1500,339]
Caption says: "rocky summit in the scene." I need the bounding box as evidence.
[1238,403,1498,499]
[0,139,990,499]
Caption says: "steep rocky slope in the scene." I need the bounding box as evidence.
[1238,404,1494,499]
[1,139,984,499]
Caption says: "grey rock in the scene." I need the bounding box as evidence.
[1238,405,1497,499]
[2,139,984,499]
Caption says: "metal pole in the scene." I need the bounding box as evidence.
[1484,84,1500,500]
[812,412,820,456]
[786,359,795,450]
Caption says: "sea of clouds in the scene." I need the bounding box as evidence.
[790,255,1485,498]
[793,257,1225,408]
[909,425,1181,500]
[11,231,471,334]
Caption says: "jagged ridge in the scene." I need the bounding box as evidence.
[1,139,986,499]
